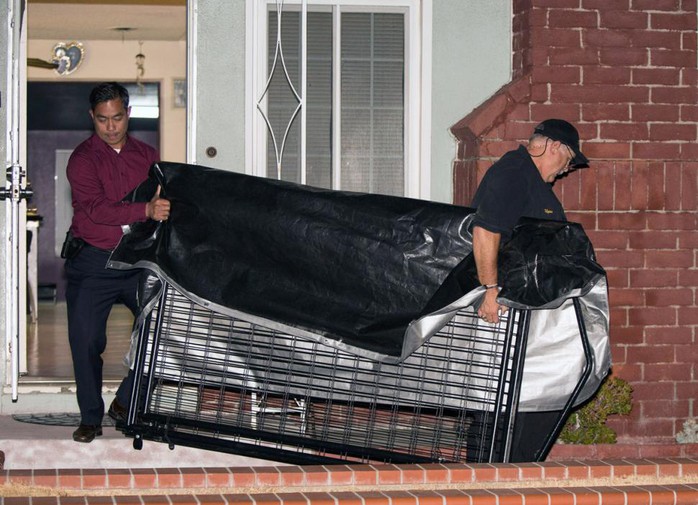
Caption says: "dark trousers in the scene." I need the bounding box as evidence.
[65,246,140,425]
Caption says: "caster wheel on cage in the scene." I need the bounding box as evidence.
[168,443,175,450]
[133,436,143,450]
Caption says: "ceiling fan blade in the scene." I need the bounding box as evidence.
[27,57,58,69]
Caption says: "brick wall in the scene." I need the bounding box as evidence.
[451,0,697,447]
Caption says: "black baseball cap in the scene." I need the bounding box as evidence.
[533,119,589,167]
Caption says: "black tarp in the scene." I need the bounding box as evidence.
[110,162,480,357]
[109,162,605,358]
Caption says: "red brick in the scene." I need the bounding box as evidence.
[652,85,698,104]
[628,231,678,249]
[675,382,698,400]
[229,467,257,487]
[601,123,650,142]
[630,269,678,288]
[549,9,599,28]
[678,307,698,325]
[612,363,643,381]
[582,104,630,122]
[583,0,629,8]
[625,418,675,438]
[678,269,698,286]
[599,47,649,66]
[584,28,633,48]
[131,469,157,489]
[530,103,581,122]
[155,468,181,488]
[204,468,232,488]
[584,66,631,84]
[645,250,694,268]
[633,0,686,10]
[600,10,649,29]
[606,268,629,287]
[626,344,676,364]
[611,325,646,345]
[32,470,58,488]
[624,378,676,401]
[530,82,550,102]
[664,163,682,210]
[635,64,683,86]
[553,83,650,104]
[549,47,601,65]
[644,326,693,345]
[646,162,666,210]
[532,66,582,84]
[598,212,646,230]
[678,228,698,248]
[531,28,583,47]
[679,166,697,209]
[651,12,697,30]
[632,104,680,122]
[650,123,696,142]
[646,288,693,306]
[591,230,629,249]
[82,469,108,489]
[684,32,698,58]
[376,465,402,485]
[633,142,682,160]
[597,249,645,267]
[681,104,698,122]
[628,307,677,326]
[644,364,694,383]
[646,212,696,230]
[585,142,632,161]
[57,470,83,489]
[681,142,698,160]
[609,288,645,306]
[631,30,682,50]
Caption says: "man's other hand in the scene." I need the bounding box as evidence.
[146,185,171,221]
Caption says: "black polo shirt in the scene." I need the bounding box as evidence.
[470,145,566,240]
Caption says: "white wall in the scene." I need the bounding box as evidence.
[27,39,187,162]
[430,0,512,203]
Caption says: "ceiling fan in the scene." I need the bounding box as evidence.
[27,57,58,70]
[27,42,84,74]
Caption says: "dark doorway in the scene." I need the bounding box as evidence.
[26,81,160,379]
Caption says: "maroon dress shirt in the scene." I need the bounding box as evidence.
[67,134,160,251]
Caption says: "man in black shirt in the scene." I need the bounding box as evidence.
[470,118,589,461]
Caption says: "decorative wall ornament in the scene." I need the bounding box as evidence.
[51,42,84,75]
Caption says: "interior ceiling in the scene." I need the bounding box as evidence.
[27,0,187,42]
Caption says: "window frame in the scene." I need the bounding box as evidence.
[246,0,431,199]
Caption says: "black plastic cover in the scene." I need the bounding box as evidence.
[111,162,479,357]
[110,162,605,357]
[497,218,606,309]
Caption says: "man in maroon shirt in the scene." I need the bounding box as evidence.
[65,82,170,443]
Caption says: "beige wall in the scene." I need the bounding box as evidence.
[27,39,186,162]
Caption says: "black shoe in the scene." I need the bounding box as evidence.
[108,398,128,423]
[72,424,102,443]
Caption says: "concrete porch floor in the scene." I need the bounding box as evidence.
[0,414,277,470]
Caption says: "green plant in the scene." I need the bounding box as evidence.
[559,375,633,444]
[676,418,698,444]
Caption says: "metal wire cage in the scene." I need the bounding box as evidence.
[120,281,532,464]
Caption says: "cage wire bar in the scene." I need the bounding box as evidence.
[120,281,538,464]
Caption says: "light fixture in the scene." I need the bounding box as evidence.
[135,41,146,88]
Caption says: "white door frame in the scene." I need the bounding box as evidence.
[5,0,30,401]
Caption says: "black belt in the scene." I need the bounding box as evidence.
[83,243,113,254]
